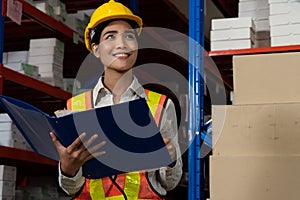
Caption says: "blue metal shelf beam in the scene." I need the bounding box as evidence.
[188,0,205,199]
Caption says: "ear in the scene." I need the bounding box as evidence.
[91,43,100,58]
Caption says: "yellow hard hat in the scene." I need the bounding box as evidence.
[84,0,143,52]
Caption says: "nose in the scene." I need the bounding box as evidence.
[115,34,127,49]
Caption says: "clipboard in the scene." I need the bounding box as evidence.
[0,95,172,178]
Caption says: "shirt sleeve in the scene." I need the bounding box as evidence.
[58,162,85,196]
[157,98,183,191]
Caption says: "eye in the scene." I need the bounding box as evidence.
[105,34,115,40]
[125,33,136,40]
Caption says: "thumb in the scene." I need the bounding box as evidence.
[50,131,63,149]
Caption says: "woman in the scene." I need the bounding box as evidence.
[50,1,182,199]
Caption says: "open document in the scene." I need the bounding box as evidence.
[0,95,172,178]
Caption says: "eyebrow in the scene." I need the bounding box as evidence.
[103,30,135,37]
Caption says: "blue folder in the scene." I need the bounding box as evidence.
[0,95,172,178]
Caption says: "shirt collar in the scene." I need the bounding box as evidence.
[93,76,146,105]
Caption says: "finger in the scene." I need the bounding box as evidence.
[69,132,86,150]
[88,141,106,154]
[84,151,106,163]
[82,134,99,149]
[163,138,171,145]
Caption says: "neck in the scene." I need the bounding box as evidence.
[103,69,133,98]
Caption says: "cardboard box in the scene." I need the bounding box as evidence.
[0,196,15,200]
[254,30,270,40]
[239,0,269,12]
[210,28,254,41]
[0,114,11,122]
[270,2,300,15]
[0,139,27,149]
[7,51,28,63]
[212,103,300,156]
[0,166,16,181]
[2,53,7,64]
[0,131,23,141]
[271,34,300,46]
[29,46,64,56]
[0,122,15,131]
[29,38,64,49]
[233,52,300,104]
[253,19,270,31]
[0,180,15,196]
[28,54,63,65]
[269,13,300,26]
[269,0,300,3]
[210,156,300,200]
[253,38,270,47]
[211,39,253,51]
[239,8,269,20]
[5,62,23,71]
[211,17,254,30]
[271,23,300,37]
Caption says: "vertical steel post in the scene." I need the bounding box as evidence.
[188,0,205,199]
[0,0,4,64]
[0,0,5,94]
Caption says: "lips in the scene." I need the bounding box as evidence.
[113,52,130,58]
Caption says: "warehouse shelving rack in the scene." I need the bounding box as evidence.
[0,0,75,175]
[188,1,300,200]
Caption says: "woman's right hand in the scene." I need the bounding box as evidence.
[50,131,106,177]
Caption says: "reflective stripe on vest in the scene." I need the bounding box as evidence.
[66,90,93,110]
[144,89,167,126]
[68,89,166,200]
[90,172,140,199]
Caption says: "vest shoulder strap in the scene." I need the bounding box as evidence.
[66,90,93,110]
[144,89,168,126]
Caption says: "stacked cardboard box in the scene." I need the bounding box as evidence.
[28,38,64,88]
[0,165,16,200]
[34,0,67,22]
[211,0,300,49]
[4,51,40,78]
[210,17,255,51]
[19,176,68,199]
[239,0,270,47]
[65,10,93,41]
[0,114,30,150]
[269,0,300,46]
[210,52,300,199]
[5,51,28,73]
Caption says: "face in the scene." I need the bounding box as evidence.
[93,20,138,73]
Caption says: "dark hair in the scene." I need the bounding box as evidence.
[90,19,139,45]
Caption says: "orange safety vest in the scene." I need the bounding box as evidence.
[66,89,167,200]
